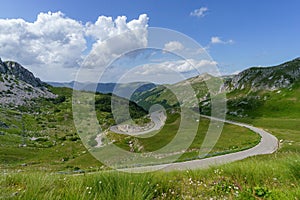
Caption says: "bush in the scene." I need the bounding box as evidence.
[254,186,271,198]
[52,96,66,104]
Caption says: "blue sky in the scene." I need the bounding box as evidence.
[0,0,299,82]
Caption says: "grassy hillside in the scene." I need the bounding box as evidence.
[1,82,299,199]
[1,153,299,199]
[1,58,299,199]
[0,87,148,172]
[226,82,300,169]
[107,115,260,163]
[227,82,300,119]
[0,85,261,172]
[131,74,215,110]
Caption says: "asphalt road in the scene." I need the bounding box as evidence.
[109,111,166,136]
[122,116,278,172]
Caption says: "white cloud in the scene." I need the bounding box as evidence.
[0,11,86,69]
[211,36,234,45]
[129,59,217,77]
[232,70,241,75]
[83,14,149,72]
[0,12,221,83]
[117,59,218,84]
[164,41,184,52]
[0,12,149,81]
[190,7,208,18]
[211,37,222,44]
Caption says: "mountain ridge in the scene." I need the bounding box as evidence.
[0,58,44,87]
[129,57,300,113]
[1,56,299,108]
[48,81,157,98]
[223,57,300,92]
[0,58,56,106]
[48,57,300,96]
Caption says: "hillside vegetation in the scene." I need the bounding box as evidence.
[0,85,148,172]
[0,58,299,199]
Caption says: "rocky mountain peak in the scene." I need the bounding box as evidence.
[293,57,300,62]
[223,57,300,92]
[0,58,57,106]
[0,59,43,87]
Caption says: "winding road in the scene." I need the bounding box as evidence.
[121,116,278,172]
[109,111,166,136]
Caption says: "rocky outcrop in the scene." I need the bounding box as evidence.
[0,58,57,106]
[223,57,300,92]
[0,59,43,87]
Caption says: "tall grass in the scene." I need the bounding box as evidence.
[1,153,299,199]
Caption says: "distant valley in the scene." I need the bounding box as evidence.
[47,81,156,99]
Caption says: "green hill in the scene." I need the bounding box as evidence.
[131,57,300,119]
[0,85,149,171]
[0,59,261,171]
[1,57,299,199]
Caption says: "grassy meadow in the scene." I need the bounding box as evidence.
[1,113,298,199]
[0,86,261,172]
[1,152,299,199]
[0,83,300,199]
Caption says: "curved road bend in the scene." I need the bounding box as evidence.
[122,116,278,172]
[110,111,166,136]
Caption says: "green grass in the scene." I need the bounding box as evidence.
[106,112,260,164]
[0,87,149,172]
[0,88,99,171]
[226,83,300,156]
[1,80,300,199]
[1,153,299,199]
[227,82,300,119]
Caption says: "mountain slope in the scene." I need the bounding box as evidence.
[224,57,300,92]
[0,58,56,106]
[130,58,300,115]
[48,81,156,98]
[131,74,213,110]
[0,86,149,171]
[224,58,300,118]
[1,57,299,172]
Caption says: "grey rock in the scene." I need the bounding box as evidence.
[0,121,9,129]
[1,60,43,87]
[0,58,57,106]
[223,57,300,92]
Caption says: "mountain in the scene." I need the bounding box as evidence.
[0,58,57,106]
[0,60,149,171]
[1,57,299,199]
[223,57,300,92]
[131,73,214,110]
[130,57,300,117]
[224,58,300,118]
[47,81,75,88]
[48,81,156,98]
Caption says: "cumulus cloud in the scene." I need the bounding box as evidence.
[118,59,218,83]
[190,7,208,18]
[0,12,219,83]
[0,11,86,69]
[83,14,149,71]
[210,36,234,45]
[164,41,184,52]
[0,12,149,81]
[132,59,217,76]
[211,37,223,44]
